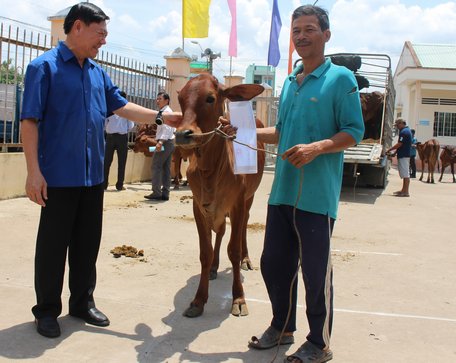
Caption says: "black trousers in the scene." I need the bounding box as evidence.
[32,184,104,319]
[261,205,334,350]
[410,156,416,178]
[104,133,129,189]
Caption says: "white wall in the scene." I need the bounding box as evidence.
[0,151,153,200]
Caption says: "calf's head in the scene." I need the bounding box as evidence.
[175,73,264,148]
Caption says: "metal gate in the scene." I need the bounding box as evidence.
[0,22,170,152]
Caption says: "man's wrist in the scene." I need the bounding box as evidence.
[155,110,163,125]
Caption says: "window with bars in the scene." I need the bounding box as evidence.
[433,112,456,137]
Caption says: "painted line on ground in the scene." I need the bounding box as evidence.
[331,249,402,256]
[246,298,456,323]
[334,308,456,322]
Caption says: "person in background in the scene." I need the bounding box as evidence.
[387,118,412,197]
[20,2,181,338]
[247,5,364,363]
[409,129,417,178]
[104,90,135,191]
[144,92,175,201]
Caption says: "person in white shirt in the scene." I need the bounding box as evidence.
[104,91,135,191]
[145,92,175,201]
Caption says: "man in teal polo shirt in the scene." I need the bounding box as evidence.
[21,2,181,338]
[248,5,364,363]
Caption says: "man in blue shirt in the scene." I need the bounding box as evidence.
[247,5,364,363]
[410,129,417,178]
[21,2,181,338]
[387,118,412,197]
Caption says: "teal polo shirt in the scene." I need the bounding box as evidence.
[269,58,364,219]
[21,41,127,187]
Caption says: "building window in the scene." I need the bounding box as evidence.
[433,112,456,137]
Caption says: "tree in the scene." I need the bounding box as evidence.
[0,59,23,84]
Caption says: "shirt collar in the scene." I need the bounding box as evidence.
[57,41,97,68]
[288,57,331,81]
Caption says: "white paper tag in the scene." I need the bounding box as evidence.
[228,101,258,174]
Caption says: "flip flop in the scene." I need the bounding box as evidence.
[394,193,410,197]
[284,341,333,363]
[248,326,294,350]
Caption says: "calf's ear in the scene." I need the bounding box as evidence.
[223,84,264,102]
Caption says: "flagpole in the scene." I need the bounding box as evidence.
[182,0,184,50]
[229,56,233,77]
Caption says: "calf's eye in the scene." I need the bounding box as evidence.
[206,95,215,104]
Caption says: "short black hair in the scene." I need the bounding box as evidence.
[292,5,330,31]
[157,92,170,102]
[64,2,109,34]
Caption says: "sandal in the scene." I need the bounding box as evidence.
[394,193,410,197]
[284,341,333,363]
[248,326,294,350]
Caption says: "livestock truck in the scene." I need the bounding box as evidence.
[328,53,396,189]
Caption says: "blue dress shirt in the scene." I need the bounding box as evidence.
[21,41,127,187]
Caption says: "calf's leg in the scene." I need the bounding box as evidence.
[241,196,254,271]
[210,221,226,280]
[228,200,249,317]
[184,202,212,318]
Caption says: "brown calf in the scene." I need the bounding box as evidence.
[175,73,265,318]
[439,145,456,183]
[416,139,440,183]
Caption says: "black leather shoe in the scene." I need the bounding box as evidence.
[35,316,61,338]
[70,308,110,327]
[161,195,169,201]
[144,193,162,200]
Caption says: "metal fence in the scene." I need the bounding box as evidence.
[0,22,170,152]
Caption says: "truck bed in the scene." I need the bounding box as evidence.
[344,142,383,164]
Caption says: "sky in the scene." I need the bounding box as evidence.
[1,0,455,92]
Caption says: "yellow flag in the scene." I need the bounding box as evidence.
[183,0,211,38]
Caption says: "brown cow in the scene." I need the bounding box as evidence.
[416,139,440,183]
[175,73,265,318]
[359,91,384,140]
[133,123,157,157]
[439,145,456,183]
[133,124,191,189]
[171,146,192,189]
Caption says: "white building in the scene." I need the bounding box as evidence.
[394,41,456,146]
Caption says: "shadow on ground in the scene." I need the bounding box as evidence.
[135,268,281,363]
[340,185,385,205]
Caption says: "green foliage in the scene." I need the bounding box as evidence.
[0,59,23,84]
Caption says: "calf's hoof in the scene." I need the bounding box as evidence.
[183,303,204,318]
[231,301,249,317]
[209,269,218,280]
[241,258,254,271]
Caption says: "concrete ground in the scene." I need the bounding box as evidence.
[0,169,455,363]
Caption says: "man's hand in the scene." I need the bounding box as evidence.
[218,116,237,137]
[282,143,320,168]
[155,141,163,152]
[26,170,47,207]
